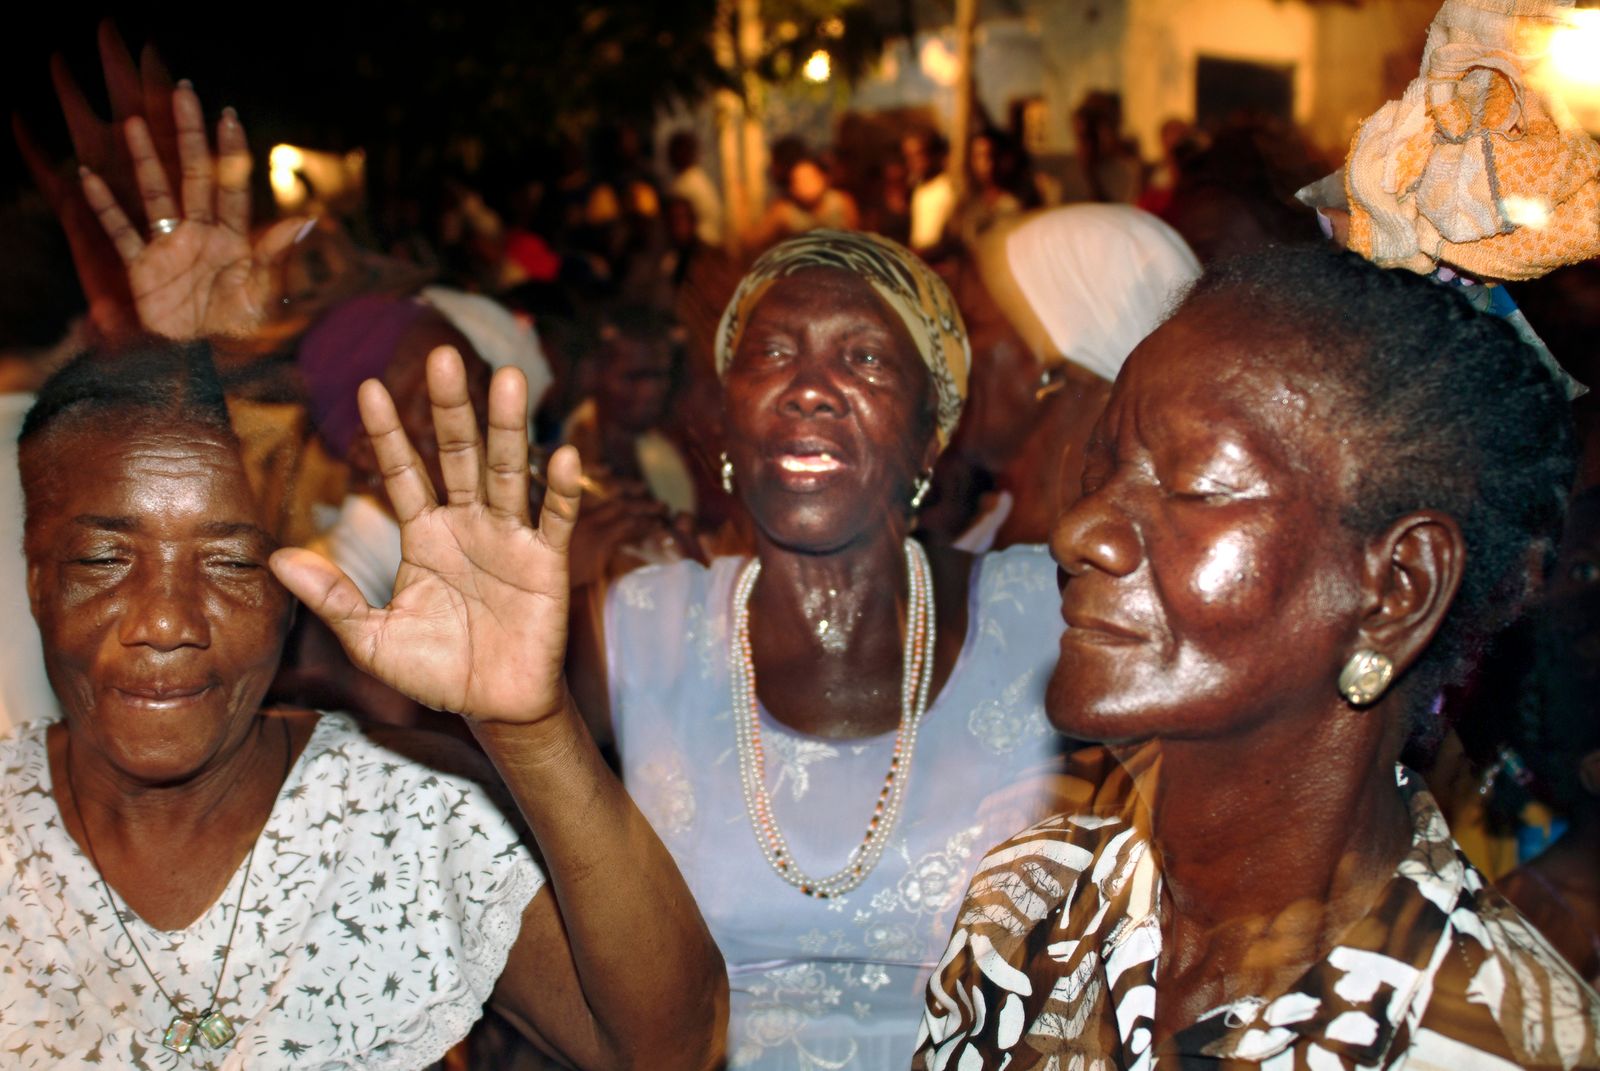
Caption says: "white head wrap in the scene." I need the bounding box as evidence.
[1003,205,1201,383]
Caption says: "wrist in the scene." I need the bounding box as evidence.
[466,693,589,769]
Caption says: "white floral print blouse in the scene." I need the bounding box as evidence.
[0,712,544,1070]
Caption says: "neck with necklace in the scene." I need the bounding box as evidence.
[732,537,936,899]
[65,716,292,1055]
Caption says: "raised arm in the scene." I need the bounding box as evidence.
[74,80,306,342]
[268,347,726,1070]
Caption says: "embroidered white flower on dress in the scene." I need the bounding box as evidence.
[764,733,841,801]
[967,669,1047,755]
[894,827,982,917]
[635,756,696,837]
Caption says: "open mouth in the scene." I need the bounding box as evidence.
[776,452,844,474]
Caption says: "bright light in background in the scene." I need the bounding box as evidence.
[1550,8,1600,132]
[919,38,959,87]
[1552,10,1600,87]
[269,166,306,211]
[269,144,305,171]
[802,49,831,83]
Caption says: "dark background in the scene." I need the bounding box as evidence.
[2,2,728,198]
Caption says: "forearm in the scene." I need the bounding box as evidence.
[470,696,727,1069]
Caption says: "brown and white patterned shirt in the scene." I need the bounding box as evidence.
[915,751,1600,1070]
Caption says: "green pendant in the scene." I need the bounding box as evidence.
[163,1016,198,1053]
[198,1010,237,1048]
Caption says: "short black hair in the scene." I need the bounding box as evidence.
[20,336,233,446]
[1186,245,1577,724]
[19,337,236,525]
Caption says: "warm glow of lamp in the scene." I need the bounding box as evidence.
[269,144,305,171]
[270,165,306,211]
[802,49,831,83]
[1552,10,1600,88]
[919,38,959,87]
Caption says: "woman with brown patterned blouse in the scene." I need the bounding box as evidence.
[915,245,1600,1070]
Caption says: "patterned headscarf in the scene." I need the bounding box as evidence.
[714,230,969,447]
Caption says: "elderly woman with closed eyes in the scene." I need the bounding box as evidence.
[0,332,726,1068]
[916,246,1600,1070]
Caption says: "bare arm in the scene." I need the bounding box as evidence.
[269,349,725,1069]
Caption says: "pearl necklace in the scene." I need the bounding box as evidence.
[731,538,936,899]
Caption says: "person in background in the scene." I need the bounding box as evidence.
[560,303,701,586]
[0,198,89,734]
[953,129,1026,246]
[943,204,1201,550]
[1494,487,1600,986]
[751,152,860,247]
[666,130,724,249]
[1059,91,1144,206]
[903,129,956,253]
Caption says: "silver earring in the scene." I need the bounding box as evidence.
[910,473,932,511]
[720,451,735,494]
[1338,649,1395,707]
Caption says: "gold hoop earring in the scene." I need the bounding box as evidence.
[1338,649,1395,707]
[720,451,735,495]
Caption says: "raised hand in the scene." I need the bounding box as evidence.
[13,21,176,341]
[271,347,580,725]
[79,81,307,341]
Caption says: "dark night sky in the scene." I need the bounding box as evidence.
[3,2,726,198]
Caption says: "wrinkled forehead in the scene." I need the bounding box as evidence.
[22,414,261,543]
[1108,303,1348,470]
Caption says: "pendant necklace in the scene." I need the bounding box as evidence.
[65,717,291,1054]
[731,537,936,898]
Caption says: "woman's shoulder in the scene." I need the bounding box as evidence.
[1410,877,1600,1068]
[297,713,523,831]
[607,556,725,614]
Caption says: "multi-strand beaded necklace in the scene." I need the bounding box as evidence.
[730,539,935,899]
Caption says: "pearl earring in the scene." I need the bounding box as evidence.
[720,451,735,495]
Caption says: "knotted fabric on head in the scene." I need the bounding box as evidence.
[714,230,969,448]
[296,293,428,457]
[1298,0,1600,282]
[1001,204,1201,383]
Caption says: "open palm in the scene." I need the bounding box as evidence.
[80,83,303,341]
[272,348,579,724]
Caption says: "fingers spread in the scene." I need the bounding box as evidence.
[215,107,252,234]
[80,167,145,264]
[13,115,66,210]
[137,43,179,169]
[124,116,179,226]
[98,19,143,123]
[425,346,484,506]
[358,377,437,524]
[268,547,383,658]
[172,83,215,225]
[51,53,108,172]
[485,366,532,524]
[538,444,584,555]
